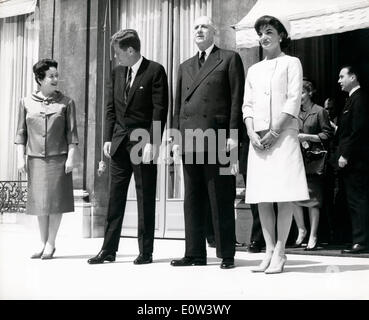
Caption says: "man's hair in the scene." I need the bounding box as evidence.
[111,29,141,52]
[341,64,361,83]
[33,59,58,86]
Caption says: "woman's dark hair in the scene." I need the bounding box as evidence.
[302,77,316,99]
[254,15,291,50]
[33,59,58,86]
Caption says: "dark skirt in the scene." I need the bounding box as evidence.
[26,155,74,215]
[294,174,324,208]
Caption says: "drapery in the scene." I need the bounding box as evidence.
[115,0,212,199]
[0,11,39,180]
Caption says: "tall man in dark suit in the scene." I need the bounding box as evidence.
[170,16,244,269]
[88,29,168,264]
[337,65,369,254]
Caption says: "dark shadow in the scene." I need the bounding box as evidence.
[54,254,134,260]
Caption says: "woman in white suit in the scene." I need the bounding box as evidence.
[242,15,309,273]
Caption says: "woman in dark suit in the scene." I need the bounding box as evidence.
[15,59,79,259]
[293,79,333,250]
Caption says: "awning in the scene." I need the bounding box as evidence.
[234,0,369,48]
[0,0,37,19]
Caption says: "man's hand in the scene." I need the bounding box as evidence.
[142,143,154,163]
[172,144,181,164]
[104,142,111,159]
[231,161,239,176]
[338,155,348,168]
[226,138,237,152]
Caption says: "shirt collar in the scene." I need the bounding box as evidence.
[130,55,143,75]
[349,85,360,96]
[198,43,215,60]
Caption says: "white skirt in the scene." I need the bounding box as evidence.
[245,129,309,203]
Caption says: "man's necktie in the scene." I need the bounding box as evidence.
[199,51,206,68]
[124,67,132,103]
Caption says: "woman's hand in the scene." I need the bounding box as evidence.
[260,131,277,150]
[17,156,26,175]
[249,131,264,150]
[65,156,74,174]
[65,144,78,174]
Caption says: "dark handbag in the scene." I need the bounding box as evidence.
[302,142,328,175]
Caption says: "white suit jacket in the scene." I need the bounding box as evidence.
[242,54,302,132]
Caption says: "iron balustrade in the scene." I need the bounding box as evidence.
[0,180,27,214]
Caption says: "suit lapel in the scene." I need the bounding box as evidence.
[117,67,128,102]
[126,57,149,106]
[187,55,199,81]
[185,46,222,100]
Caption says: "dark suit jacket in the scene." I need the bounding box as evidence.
[105,57,169,157]
[173,46,245,153]
[336,88,369,170]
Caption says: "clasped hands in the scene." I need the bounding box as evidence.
[249,130,278,150]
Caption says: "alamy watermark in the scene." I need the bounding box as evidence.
[129,121,238,175]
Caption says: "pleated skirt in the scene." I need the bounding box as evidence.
[245,129,309,204]
[26,155,74,215]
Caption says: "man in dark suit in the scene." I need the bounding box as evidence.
[88,29,168,264]
[336,65,369,254]
[170,16,244,269]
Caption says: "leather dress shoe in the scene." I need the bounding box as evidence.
[220,258,235,269]
[247,241,261,253]
[170,257,206,266]
[87,250,116,264]
[341,244,369,254]
[235,241,246,248]
[134,254,153,264]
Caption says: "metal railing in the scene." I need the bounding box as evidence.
[0,180,27,214]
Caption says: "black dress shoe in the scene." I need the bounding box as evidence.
[87,250,116,264]
[170,257,206,266]
[341,244,369,254]
[220,258,235,269]
[235,241,246,248]
[247,241,261,253]
[134,254,153,264]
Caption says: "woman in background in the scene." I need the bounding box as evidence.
[242,15,309,274]
[293,79,334,250]
[15,59,79,259]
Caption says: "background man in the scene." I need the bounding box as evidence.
[336,64,369,254]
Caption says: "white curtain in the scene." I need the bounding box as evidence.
[0,10,39,180]
[117,0,212,199]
